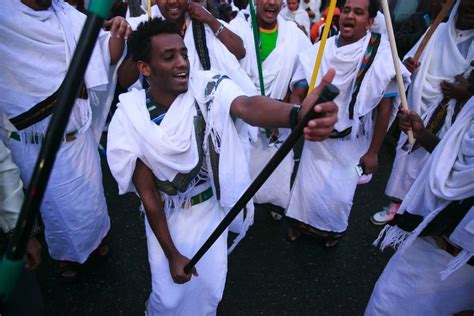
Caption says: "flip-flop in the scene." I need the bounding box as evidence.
[285,227,302,243]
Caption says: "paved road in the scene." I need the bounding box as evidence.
[37,142,396,315]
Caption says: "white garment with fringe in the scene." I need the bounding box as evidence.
[365,236,474,316]
[107,71,254,315]
[144,189,228,316]
[0,0,121,262]
[404,0,474,116]
[229,16,311,208]
[374,98,474,280]
[385,98,459,201]
[286,33,409,233]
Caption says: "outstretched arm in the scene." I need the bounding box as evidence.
[133,159,198,284]
[231,69,338,141]
[188,2,246,60]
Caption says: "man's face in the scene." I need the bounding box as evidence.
[256,0,282,29]
[456,0,474,30]
[287,0,299,12]
[143,33,190,98]
[157,0,188,23]
[339,0,373,45]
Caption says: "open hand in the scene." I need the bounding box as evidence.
[169,252,198,284]
[299,69,338,141]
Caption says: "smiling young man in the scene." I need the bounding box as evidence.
[106,18,337,315]
[285,0,411,246]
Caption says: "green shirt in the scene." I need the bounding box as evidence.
[259,25,278,62]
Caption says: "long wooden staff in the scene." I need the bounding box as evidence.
[184,83,340,274]
[249,0,265,96]
[147,0,152,19]
[307,0,337,96]
[381,0,415,144]
[0,0,114,302]
[413,0,455,63]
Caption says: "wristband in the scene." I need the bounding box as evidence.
[289,104,302,131]
[214,24,225,37]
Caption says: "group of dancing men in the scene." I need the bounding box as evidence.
[0,0,473,314]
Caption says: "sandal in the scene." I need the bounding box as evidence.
[285,227,302,243]
[323,233,344,248]
[57,261,81,283]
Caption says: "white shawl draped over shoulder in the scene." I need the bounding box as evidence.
[0,0,122,143]
[375,99,474,279]
[296,33,411,137]
[404,0,474,116]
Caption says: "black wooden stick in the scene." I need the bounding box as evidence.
[184,84,339,273]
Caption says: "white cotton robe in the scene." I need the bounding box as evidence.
[286,33,410,232]
[0,0,121,262]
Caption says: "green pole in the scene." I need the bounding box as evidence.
[248,0,265,96]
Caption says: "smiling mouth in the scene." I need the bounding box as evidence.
[173,72,189,82]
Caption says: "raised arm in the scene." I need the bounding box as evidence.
[132,159,198,284]
[188,2,246,60]
[104,16,132,65]
[231,69,338,141]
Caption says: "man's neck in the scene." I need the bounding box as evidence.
[149,86,177,109]
[257,17,278,31]
[21,0,50,11]
[338,33,366,47]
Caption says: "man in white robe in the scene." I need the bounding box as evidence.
[285,0,410,246]
[0,0,128,278]
[371,0,474,225]
[367,96,474,315]
[229,0,312,211]
[106,18,337,315]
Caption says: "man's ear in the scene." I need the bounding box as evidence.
[137,60,152,77]
[367,17,375,29]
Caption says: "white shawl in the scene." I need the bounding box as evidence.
[404,0,474,116]
[0,0,121,142]
[296,33,411,137]
[375,99,474,279]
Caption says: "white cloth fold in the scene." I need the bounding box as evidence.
[404,0,474,116]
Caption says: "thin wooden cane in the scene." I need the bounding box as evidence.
[381,0,415,144]
[413,0,455,63]
[306,0,337,96]
[147,0,152,20]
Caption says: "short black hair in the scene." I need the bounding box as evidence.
[340,0,379,19]
[127,18,181,63]
[368,0,379,19]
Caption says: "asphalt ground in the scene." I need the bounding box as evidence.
[35,141,397,315]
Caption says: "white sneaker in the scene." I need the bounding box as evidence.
[270,211,283,221]
[370,207,395,225]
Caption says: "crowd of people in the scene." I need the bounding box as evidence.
[0,0,473,314]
